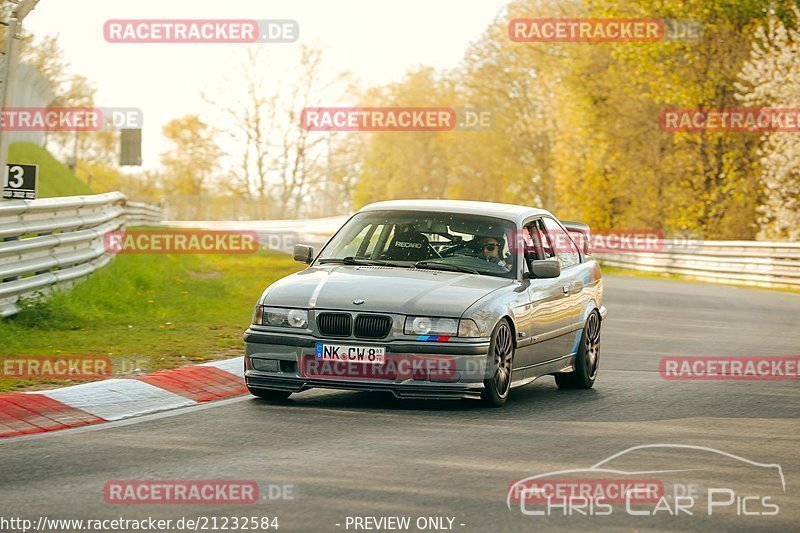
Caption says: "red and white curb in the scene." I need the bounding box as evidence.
[0,357,245,438]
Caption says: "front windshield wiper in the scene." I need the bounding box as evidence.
[319,256,407,267]
[414,260,480,275]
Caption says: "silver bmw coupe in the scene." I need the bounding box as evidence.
[244,200,606,406]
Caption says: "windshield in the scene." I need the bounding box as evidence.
[316,210,517,278]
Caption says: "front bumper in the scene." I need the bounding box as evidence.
[243,328,491,400]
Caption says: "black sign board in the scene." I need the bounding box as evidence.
[3,164,39,200]
[120,128,143,166]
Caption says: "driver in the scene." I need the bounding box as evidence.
[477,236,511,270]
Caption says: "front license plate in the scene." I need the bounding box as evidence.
[315,343,385,364]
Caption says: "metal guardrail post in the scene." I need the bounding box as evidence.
[34,231,52,275]
[1,235,19,283]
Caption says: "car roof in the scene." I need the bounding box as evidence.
[358,199,552,225]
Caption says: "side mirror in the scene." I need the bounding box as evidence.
[293,244,314,264]
[528,259,561,279]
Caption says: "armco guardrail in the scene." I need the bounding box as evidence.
[0,193,162,317]
[595,240,800,289]
[125,201,162,226]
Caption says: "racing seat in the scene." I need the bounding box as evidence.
[382,228,431,261]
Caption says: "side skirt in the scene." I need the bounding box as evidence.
[510,354,576,388]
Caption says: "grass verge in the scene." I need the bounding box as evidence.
[0,249,302,392]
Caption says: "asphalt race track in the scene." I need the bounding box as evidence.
[2,274,799,532]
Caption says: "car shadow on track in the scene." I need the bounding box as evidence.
[245,377,596,415]
[245,372,800,423]
[250,390,484,412]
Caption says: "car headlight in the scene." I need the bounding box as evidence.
[404,316,459,336]
[260,306,308,328]
[457,318,481,337]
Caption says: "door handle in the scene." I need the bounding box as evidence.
[562,285,569,295]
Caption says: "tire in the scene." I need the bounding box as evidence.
[248,387,292,401]
[555,310,601,389]
[481,319,515,407]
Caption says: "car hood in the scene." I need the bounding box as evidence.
[260,265,512,316]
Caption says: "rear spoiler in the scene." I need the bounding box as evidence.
[561,220,591,256]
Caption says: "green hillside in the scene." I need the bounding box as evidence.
[8,142,93,198]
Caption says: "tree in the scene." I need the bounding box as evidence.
[207,47,278,211]
[207,44,349,219]
[737,6,800,240]
[272,46,332,218]
[160,115,222,214]
[458,0,578,210]
[353,67,455,206]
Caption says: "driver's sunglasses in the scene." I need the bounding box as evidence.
[481,243,499,251]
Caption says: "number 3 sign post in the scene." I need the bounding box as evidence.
[2,164,38,200]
